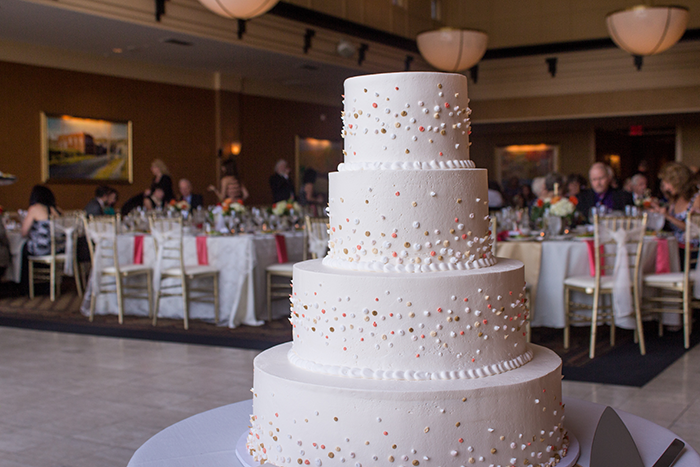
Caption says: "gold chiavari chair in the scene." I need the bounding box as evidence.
[266,216,328,321]
[28,213,82,301]
[149,215,219,330]
[563,212,648,358]
[84,214,153,323]
[642,212,700,349]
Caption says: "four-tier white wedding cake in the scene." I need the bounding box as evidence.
[247,72,569,467]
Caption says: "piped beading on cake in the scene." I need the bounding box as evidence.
[342,72,471,165]
[289,259,530,379]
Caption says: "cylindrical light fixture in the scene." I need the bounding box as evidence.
[606,5,689,56]
[198,0,279,19]
[417,28,488,72]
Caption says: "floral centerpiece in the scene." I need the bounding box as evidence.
[271,199,301,216]
[531,196,578,229]
[221,198,247,216]
[168,199,190,214]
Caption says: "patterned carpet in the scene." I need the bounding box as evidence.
[0,280,697,386]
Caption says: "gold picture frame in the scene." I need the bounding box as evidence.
[41,112,133,183]
[294,135,343,203]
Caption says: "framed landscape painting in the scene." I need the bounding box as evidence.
[495,144,559,187]
[41,113,133,183]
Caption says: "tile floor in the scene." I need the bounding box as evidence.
[0,327,698,467]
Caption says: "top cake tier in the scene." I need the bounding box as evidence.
[342,72,471,167]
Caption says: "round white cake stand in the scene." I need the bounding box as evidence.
[235,430,580,467]
[127,398,699,467]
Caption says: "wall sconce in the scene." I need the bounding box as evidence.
[198,0,279,19]
[230,142,242,155]
[416,28,488,72]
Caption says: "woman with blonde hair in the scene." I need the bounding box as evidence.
[145,159,174,203]
[651,162,700,257]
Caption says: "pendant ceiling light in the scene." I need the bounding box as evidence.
[606,5,689,56]
[198,0,279,19]
[417,28,488,72]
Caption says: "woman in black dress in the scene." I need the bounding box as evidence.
[145,159,174,204]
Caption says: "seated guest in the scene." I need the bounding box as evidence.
[20,185,63,293]
[121,193,144,217]
[269,159,295,203]
[565,174,587,198]
[650,162,700,264]
[143,187,165,211]
[104,188,119,215]
[84,185,110,216]
[178,178,204,211]
[576,162,634,221]
[0,221,9,279]
[629,173,649,205]
[298,168,325,216]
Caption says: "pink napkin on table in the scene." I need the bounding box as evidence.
[196,236,209,266]
[133,235,144,264]
[274,234,288,264]
[655,237,671,274]
[584,239,605,277]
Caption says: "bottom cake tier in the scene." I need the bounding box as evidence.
[248,343,568,467]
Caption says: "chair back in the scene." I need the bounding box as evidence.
[52,212,82,274]
[149,215,185,272]
[83,214,120,274]
[304,216,329,260]
[684,212,700,286]
[592,212,648,287]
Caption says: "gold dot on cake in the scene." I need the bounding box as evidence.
[365,441,370,445]
[381,128,387,133]
[413,461,420,466]
[405,149,410,154]
[392,444,397,449]
[395,122,401,128]
[372,310,378,316]
[354,113,358,118]
[372,248,378,254]
[401,110,407,116]
[438,83,443,89]
[364,88,367,92]
[404,242,411,248]
[409,327,414,332]
[388,455,395,462]
[443,240,450,247]
[407,302,412,307]
[438,256,444,261]
[365,231,371,237]
[440,130,446,135]
[456,422,461,426]
[450,229,455,234]
[454,316,460,321]
[336,447,341,452]
[500,436,505,441]
[412,201,417,207]
[343,249,348,254]
[365,200,369,204]
[424,427,430,433]
[468,458,475,464]
[328,453,335,458]
[297,459,303,464]
[491,448,497,454]
[330,327,335,332]
[434,113,440,119]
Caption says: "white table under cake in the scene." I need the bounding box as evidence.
[126,398,699,467]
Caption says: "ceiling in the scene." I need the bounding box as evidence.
[0,0,362,92]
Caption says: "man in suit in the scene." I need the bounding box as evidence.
[84,185,110,216]
[269,159,295,203]
[178,178,204,211]
[576,162,634,221]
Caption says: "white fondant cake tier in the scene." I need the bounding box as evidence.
[343,72,471,165]
[249,343,568,467]
[325,169,495,272]
[290,259,529,379]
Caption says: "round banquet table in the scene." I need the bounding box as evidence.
[127,398,699,467]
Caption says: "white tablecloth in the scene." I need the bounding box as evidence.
[80,232,303,328]
[126,398,700,467]
[2,229,25,283]
[497,237,680,329]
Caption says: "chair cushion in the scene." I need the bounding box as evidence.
[163,265,218,276]
[563,275,616,289]
[643,272,686,284]
[103,264,151,274]
[267,262,295,273]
